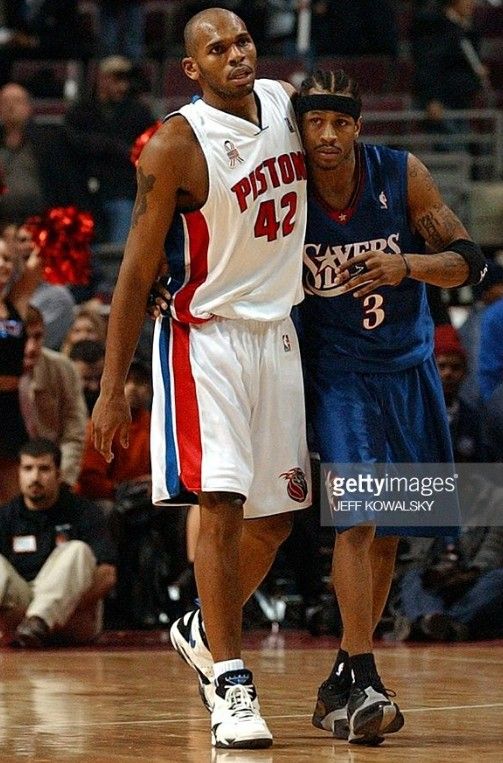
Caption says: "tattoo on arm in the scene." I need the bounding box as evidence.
[415,203,461,251]
[131,167,156,228]
[409,155,466,250]
[408,159,437,194]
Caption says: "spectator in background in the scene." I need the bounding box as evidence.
[99,1,145,62]
[483,382,503,463]
[478,294,503,402]
[390,320,503,641]
[61,306,107,357]
[393,519,503,642]
[77,358,151,504]
[0,438,117,648]
[458,258,503,407]
[264,0,297,56]
[359,0,399,59]
[411,0,489,136]
[77,356,192,630]
[310,1,355,57]
[0,231,39,503]
[310,1,398,59]
[0,84,52,221]
[0,83,101,224]
[64,56,154,245]
[3,222,76,351]
[434,323,486,461]
[20,306,87,488]
[68,339,105,416]
[67,249,112,309]
[0,1,83,88]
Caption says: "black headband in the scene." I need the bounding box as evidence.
[295,94,361,121]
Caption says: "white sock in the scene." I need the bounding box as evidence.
[214,659,245,681]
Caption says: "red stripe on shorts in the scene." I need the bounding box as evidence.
[172,210,210,324]
[171,320,203,491]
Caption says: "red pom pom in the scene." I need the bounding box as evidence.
[130,121,162,167]
[25,206,94,285]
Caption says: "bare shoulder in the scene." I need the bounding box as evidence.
[407,153,439,194]
[140,115,198,174]
[278,80,297,98]
[138,114,206,203]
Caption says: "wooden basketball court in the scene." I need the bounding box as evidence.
[1,632,502,762]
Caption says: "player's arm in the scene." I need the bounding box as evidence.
[404,153,485,287]
[336,153,486,298]
[92,118,189,462]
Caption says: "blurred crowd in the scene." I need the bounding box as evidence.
[0,0,502,645]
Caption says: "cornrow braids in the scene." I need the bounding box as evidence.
[299,69,361,113]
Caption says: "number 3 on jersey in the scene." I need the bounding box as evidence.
[363,293,385,329]
[254,192,297,241]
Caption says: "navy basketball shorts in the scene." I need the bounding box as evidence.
[306,354,456,537]
[307,354,453,464]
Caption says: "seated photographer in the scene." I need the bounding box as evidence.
[394,525,503,641]
[0,438,117,648]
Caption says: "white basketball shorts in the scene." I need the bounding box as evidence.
[151,314,311,518]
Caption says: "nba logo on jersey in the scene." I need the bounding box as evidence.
[379,191,388,209]
[224,140,244,168]
[284,117,295,132]
[282,333,291,352]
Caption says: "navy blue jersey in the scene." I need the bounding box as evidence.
[300,143,433,374]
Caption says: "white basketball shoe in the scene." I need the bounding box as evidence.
[211,669,272,749]
[170,609,215,710]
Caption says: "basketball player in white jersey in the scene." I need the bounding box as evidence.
[92,7,310,749]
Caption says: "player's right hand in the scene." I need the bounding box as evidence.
[91,392,131,463]
[147,275,171,320]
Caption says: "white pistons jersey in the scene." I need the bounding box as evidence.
[165,79,307,323]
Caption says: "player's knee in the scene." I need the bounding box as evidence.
[199,491,244,512]
[63,539,94,558]
[270,513,294,545]
[54,540,96,570]
[0,555,11,600]
[199,492,244,540]
[246,513,293,551]
[336,524,375,551]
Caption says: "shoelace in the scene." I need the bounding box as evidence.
[225,685,256,719]
[374,685,397,699]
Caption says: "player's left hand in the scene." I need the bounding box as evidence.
[334,251,408,298]
[147,275,171,320]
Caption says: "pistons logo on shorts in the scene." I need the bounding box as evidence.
[280,467,308,503]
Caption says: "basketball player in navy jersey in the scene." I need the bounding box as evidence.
[92,7,311,750]
[295,70,486,745]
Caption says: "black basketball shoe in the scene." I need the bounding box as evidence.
[347,684,404,745]
[312,679,351,739]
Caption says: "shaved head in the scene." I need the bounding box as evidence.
[0,82,32,127]
[184,7,246,57]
